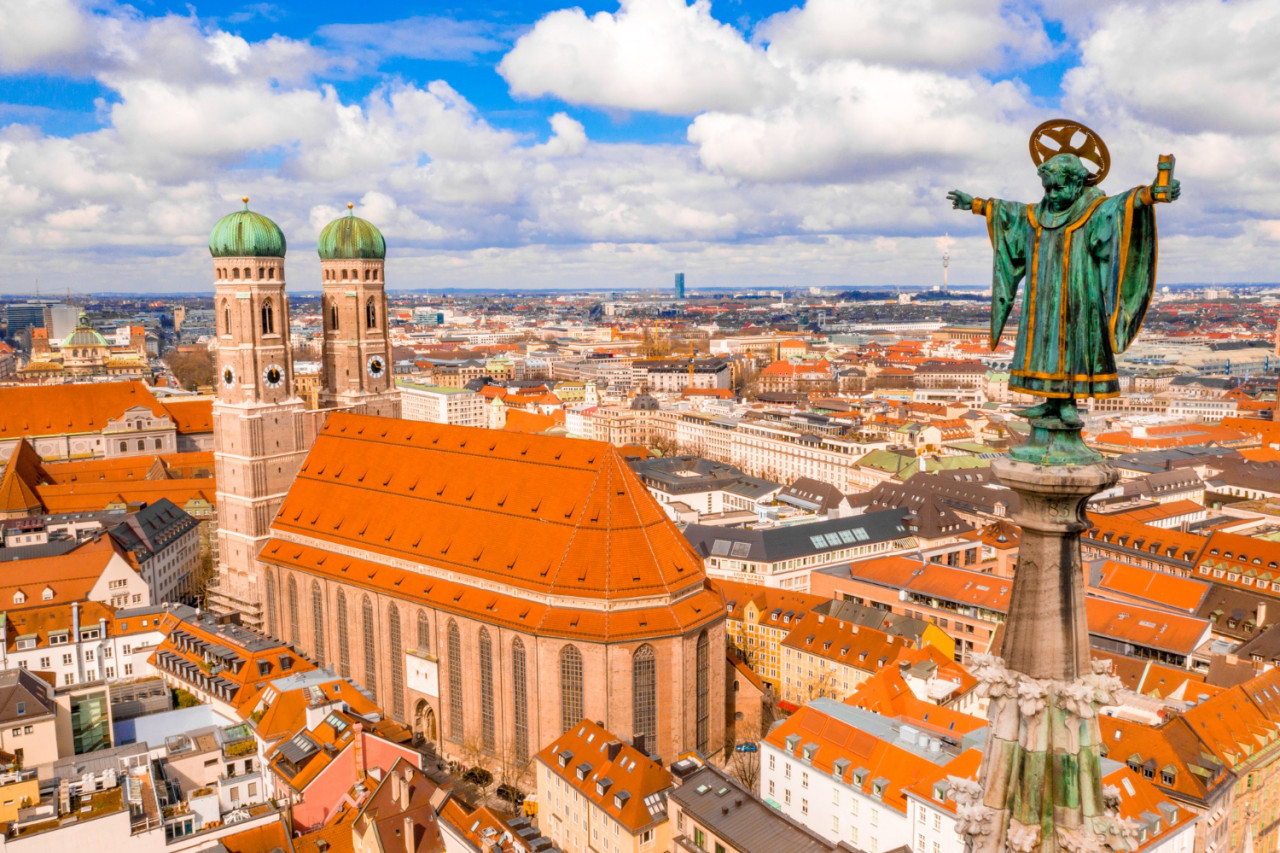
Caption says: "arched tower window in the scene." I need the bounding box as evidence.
[258,266,264,280]
[479,628,496,752]
[261,298,274,335]
[336,589,350,678]
[447,621,463,741]
[361,595,377,700]
[633,645,657,750]
[263,569,278,639]
[388,604,404,721]
[365,297,377,329]
[416,610,430,653]
[286,576,299,645]
[512,638,529,765]
[329,301,339,331]
[232,267,240,280]
[373,268,379,281]
[560,645,583,735]
[221,299,230,335]
[342,269,348,281]
[310,581,325,667]
[696,630,710,753]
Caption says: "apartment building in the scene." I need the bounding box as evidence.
[535,718,672,853]
[683,510,914,591]
[397,382,485,427]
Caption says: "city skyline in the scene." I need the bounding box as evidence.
[0,0,1275,296]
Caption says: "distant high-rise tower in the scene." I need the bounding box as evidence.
[674,272,685,300]
[942,244,950,293]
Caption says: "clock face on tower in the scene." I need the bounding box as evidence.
[366,354,386,379]
[262,364,284,389]
[222,366,235,386]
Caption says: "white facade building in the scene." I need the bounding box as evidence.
[397,382,485,427]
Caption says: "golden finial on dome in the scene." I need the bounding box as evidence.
[242,196,250,209]
[347,202,355,214]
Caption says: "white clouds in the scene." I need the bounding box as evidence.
[5,0,1280,293]
[317,17,510,64]
[499,0,792,114]
[1064,0,1280,137]
[758,0,1053,71]
[0,0,93,73]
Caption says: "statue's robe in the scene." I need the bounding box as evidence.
[975,186,1158,399]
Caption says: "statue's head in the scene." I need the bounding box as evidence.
[1037,153,1090,212]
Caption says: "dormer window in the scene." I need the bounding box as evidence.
[41,588,53,601]
[575,762,592,781]
[12,592,24,605]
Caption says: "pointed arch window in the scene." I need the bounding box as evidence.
[633,644,657,750]
[336,589,350,678]
[261,298,275,335]
[560,644,583,734]
[447,621,463,741]
[696,630,710,753]
[286,575,299,645]
[512,638,529,765]
[329,300,339,331]
[479,628,496,752]
[365,297,377,330]
[361,595,377,700]
[389,604,404,720]
[221,299,230,335]
[416,610,430,653]
[310,581,325,667]
[263,569,278,640]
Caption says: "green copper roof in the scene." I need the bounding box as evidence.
[317,205,386,260]
[209,198,287,258]
[63,325,109,348]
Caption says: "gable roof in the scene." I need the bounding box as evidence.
[0,381,166,438]
[0,439,48,515]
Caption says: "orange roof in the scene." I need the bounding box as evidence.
[268,415,719,619]
[245,674,381,742]
[714,578,827,623]
[1193,529,1280,596]
[535,718,671,833]
[217,819,294,853]
[843,646,983,736]
[765,703,952,816]
[1085,514,1206,565]
[0,381,165,439]
[0,536,131,610]
[4,600,115,651]
[682,388,734,399]
[158,398,214,433]
[0,439,47,514]
[1085,596,1210,656]
[1094,560,1210,613]
[1090,651,1207,699]
[503,409,559,434]
[781,611,913,676]
[36,479,215,514]
[1111,499,1205,526]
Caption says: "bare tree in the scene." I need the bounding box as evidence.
[728,748,761,794]
[164,348,215,390]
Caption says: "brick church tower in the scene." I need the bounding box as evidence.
[319,204,400,418]
[207,199,313,626]
[207,200,399,628]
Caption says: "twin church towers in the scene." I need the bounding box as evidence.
[208,199,401,624]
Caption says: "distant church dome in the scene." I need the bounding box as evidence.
[631,392,660,411]
[62,325,109,349]
[209,198,286,258]
[318,205,386,260]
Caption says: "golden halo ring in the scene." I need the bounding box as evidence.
[1029,119,1110,187]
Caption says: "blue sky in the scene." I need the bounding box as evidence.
[0,0,1275,294]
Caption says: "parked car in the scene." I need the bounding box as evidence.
[735,742,758,753]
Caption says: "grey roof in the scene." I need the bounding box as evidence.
[109,497,198,565]
[668,764,854,853]
[1111,446,1241,475]
[0,537,81,562]
[777,477,846,513]
[0,668,56,724]
[816,599,931,643]
[682,509,910,564]
[630,456,778,498]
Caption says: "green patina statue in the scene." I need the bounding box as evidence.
[947,119,1180,465]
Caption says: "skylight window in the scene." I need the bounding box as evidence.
[838,530,855,544]
[730,542,751,558]
[809,535,827,548]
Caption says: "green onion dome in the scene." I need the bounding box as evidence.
[317,204,386,260]
[209,197,287,258]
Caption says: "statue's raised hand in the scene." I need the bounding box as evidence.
[947,190,973,211]
[1167,179,1181,202]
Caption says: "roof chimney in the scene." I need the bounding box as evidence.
[607,741,624,762]
[400,768,412,812]
[1259,601,1269,627]
[404,816,415,853]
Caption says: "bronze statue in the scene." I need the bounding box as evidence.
[947,120,1180,447]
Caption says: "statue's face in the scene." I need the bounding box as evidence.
[1041,170,1084,212]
